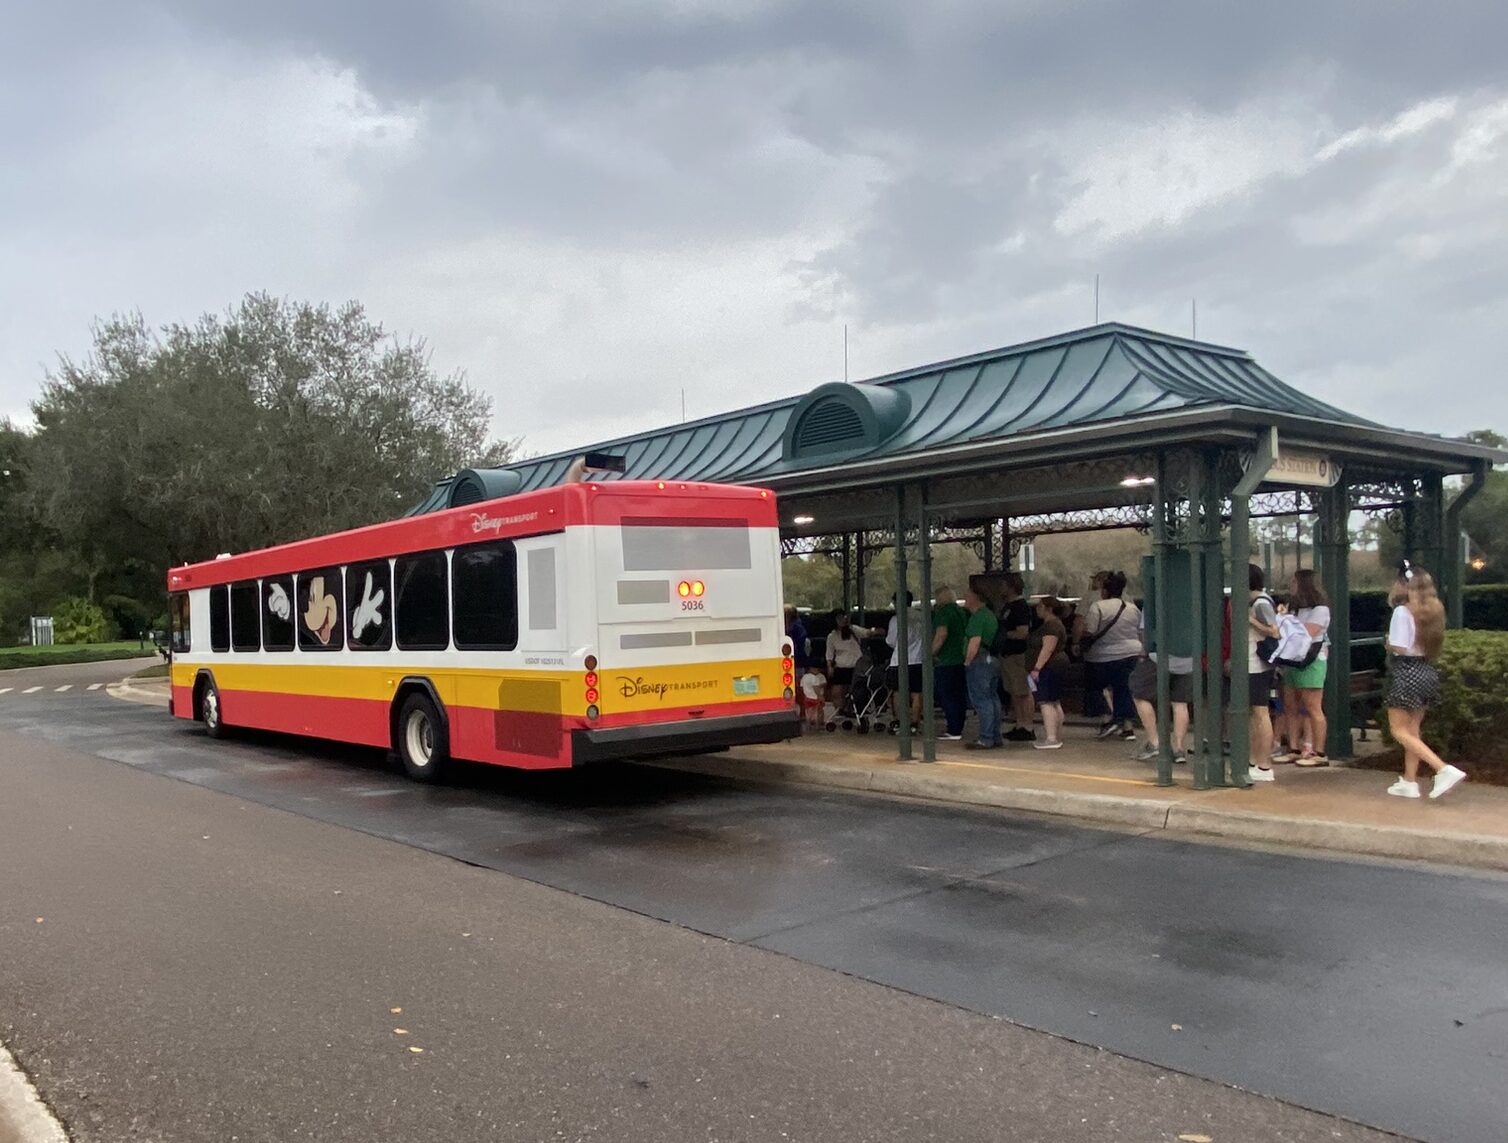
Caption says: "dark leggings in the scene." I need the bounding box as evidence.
[1089,656,1138,722]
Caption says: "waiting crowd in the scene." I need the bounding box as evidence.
[789,561,1466,798]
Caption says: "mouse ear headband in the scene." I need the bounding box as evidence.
[1398,558,1415,581]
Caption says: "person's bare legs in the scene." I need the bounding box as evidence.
[1300,688,1327,755]
[1282,684,1304,755]
[1134,697,1158,745]
[1013,691,1035,730]
[1041,701,1064,744]
[1171,702,1190,755]
[1388,707,1446,780]
[1251,704,1273,770]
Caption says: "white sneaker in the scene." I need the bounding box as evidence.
[938,733,963,742]
[1033,739,1063,750]
[1387,779,1421,799]
[1429,766,1467,799]
[1247,766,1275,782]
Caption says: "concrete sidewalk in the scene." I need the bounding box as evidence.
[653,728,1508,872]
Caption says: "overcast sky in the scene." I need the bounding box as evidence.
[4,2,1506,455]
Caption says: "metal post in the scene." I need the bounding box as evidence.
[1152,452,1174,788]
[982,520,996,573]
[1229,428,1276,787]
[1187,452,1211,790]
[1318,479,1352,759]
[1420,474,1446,587]
[841,532,853,614]
[1205,472,1228,785]
[855,534,867,622]
[918,486,936,763]
[894,486,912,761]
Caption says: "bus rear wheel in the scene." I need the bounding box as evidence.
[396,692,449,783]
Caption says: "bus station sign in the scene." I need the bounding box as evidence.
[1264,449,1340,488]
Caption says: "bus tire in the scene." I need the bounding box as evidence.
[395,691,449,783]
[198,676,228,739]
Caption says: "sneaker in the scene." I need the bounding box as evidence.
[1095,721,1118,740]
[1274,749,1301,764]
[1430,766,1467,799]
[1131,743,1159,762]
[1172,753,1187,765]
[1005,727,1036,742]
[1386,778,1421,798]
[1033,739,1063,750]
[1295,753,1329,768]
[1247,766,1275,782]
[1119,726,1138,741]
[938,732,963,742]
[965,740,1002,751]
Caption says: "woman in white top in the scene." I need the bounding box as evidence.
[1074,570,1142,740]
[1281,569,1332,766]
[1383,565,1466,799]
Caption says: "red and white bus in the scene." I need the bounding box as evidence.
[166,480,798,779]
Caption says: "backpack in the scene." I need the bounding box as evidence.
[1270,613,1323,668]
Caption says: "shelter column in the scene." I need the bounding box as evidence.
[1186,451,1212,791]
[1151,452,1175,788]
[917,486,936,763]
[1228,428,1276,787]
[894,486,912,761]
[1418,474,1447,587]
[1444,462,1489,628]
[1317,479,1352,760]
[841,533,853,614]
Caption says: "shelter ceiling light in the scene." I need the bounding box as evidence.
[1120,475,1156,488]
[793,514,816,525]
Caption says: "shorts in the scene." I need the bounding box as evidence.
[886,664,924,694]
[1283,658,1328,690]
[1249,670,1274,707]
[830,666,855,687]
[1386,656,1440,711]
[1129,658,1193,705]
[1033,666,1065,704]
[999,654,1030,698]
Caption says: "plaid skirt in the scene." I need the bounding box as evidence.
[1386,656,1440,711]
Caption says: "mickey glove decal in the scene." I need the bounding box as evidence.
[351,571,386,641]
[268,582,291,621]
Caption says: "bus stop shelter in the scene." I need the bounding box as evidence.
[476,322,1503,789]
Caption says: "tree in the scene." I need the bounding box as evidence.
[23,295,513,608]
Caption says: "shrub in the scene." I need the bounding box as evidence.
[1381,630,1508,767]
[52,597,108,644]
[1350,584,1508,633]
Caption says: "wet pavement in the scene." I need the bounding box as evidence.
[4,682,1508,1142]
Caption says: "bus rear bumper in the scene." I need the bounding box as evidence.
[571,708,799,765]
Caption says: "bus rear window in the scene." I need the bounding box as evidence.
[170,593,191,654]
[621,517,751,571]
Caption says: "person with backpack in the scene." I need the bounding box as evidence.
[1246,565,1281,781]
[1384,564,1466,799]
[993,572,1036,742]
[1277,569,1332,766]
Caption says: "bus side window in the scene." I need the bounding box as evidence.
[453,540,518,651]
[209,586,230,653]
[296,568,343,651]
[230,581,261,652]
[263,575,295,651]
[170,593,191,653]
[395,551,449,651]
[346,560,393,651]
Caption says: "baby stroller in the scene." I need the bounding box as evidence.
[826,641,893,734]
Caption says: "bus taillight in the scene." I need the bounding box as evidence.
[584,654,598,672]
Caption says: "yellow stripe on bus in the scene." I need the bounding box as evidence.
[171,658,785,715]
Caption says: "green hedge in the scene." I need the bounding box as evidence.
[1351,584,1508,633]
[1380,630,1508,765]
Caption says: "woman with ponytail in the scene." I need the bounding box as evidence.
[1384,564,1466,799]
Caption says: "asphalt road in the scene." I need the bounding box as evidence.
[3,661,1505,1141]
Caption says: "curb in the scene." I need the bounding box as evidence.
[0,1042,67,1143]
[650,753,1508,872]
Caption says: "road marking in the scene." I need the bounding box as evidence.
[54,685,72,692]
[87,683,102,691]
[22,687,43,694]
[0,688,11,695]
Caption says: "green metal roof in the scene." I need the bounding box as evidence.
[494,323,1381,493]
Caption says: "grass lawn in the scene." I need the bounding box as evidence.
[0,641,161,671]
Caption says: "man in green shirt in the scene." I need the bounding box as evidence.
[963,587,1002,749]
[931,586,968,740]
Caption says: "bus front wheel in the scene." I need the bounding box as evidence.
[200,678,228,739]
[396,692,449,783]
